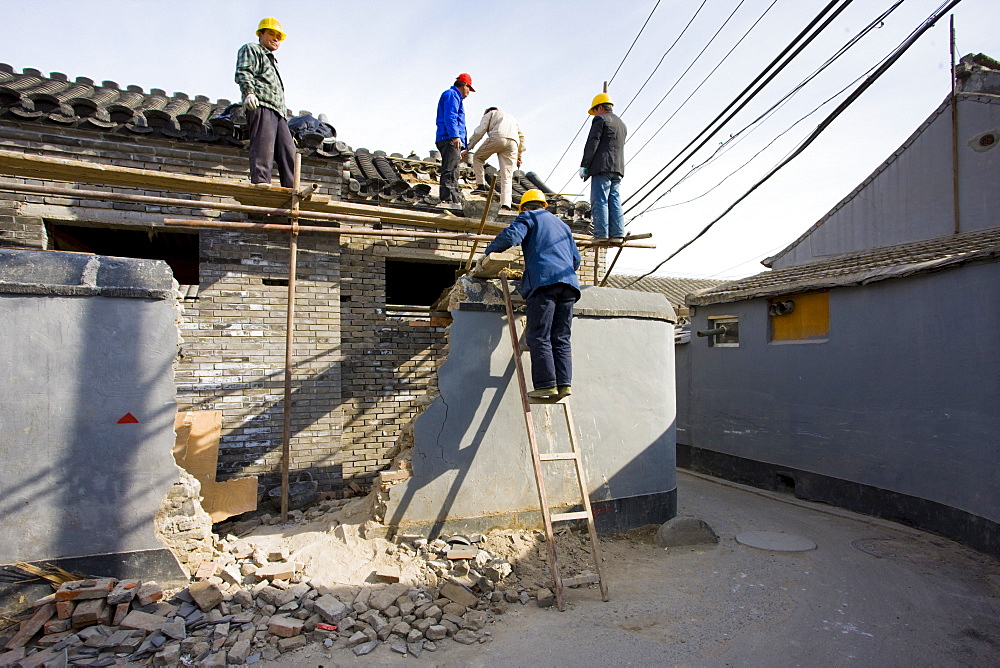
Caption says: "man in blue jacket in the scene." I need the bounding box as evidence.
[483,189,582,400]
[435,73,474,205]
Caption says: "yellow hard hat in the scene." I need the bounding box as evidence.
[257,17,286,41]
[519,189,548,211]
[588,92,613,115]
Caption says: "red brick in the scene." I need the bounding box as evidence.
[55,601,75,620]
[55,578,115,602]
[71,598,108,629]
[4,603,54,650]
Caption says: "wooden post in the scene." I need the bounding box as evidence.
[280,153,303,523]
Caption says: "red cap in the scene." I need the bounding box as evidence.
[456,73,475,92]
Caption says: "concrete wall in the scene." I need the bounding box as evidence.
[773,94,1000,269]
[384,281,677,535]
[677,263,1000,552]
[0,250,181,564]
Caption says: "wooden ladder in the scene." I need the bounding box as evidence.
[499,274,609,610]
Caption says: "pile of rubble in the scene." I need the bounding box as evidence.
[0,529,584,666]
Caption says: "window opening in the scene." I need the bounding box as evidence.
[384,259,456,317]
[46,223,199,286]
[703,315,739,347]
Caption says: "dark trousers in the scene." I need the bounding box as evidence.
[436,139,463,203]
[248,107,295,187]
[525,283,576,390]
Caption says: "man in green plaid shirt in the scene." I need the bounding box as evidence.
[235,18,295,187]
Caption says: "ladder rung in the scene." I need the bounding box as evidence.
[527,396,569,405]
[550,511,591,523]
[539,452,578,461]
[563,573,601,587]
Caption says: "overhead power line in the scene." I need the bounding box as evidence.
[625,0,779,166]
[543,0,661,184]
[623,0,852,215]
[627,0,964,285]
[618,0,709,117]
[624,0,752,143]
[629,0,905,218]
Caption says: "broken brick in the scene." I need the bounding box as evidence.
[106,579,141,605]
[55,600,75,620]
[4,603,54,650]
[55,578,115,602]
[120,610,169,633]
[194,561,216,580]
[188,581,224,612]
[112,602,131,626]
[71,598,108,629]
[135,581,163,607]
[268,615,304,638]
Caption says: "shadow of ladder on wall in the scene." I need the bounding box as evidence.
[498,273,609,611]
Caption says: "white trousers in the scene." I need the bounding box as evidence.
[472,137,518,207]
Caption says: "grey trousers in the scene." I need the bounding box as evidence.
[436,140,463,203]
[248,107,295,187]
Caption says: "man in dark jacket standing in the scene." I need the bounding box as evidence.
[483,189,581,400]
[580,93,627,241]
[235,17,295,188]
[435,73,475,205]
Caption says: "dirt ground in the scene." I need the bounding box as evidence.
[255,470,1000,666]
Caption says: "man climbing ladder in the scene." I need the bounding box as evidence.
[482,189,581,400]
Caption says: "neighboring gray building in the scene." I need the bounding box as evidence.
[676,55,1000,557]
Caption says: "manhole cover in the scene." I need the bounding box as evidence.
[736,531,816,552]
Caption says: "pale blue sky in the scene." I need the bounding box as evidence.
[5,0,998,278]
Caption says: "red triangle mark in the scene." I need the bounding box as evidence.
[117,413,139,424]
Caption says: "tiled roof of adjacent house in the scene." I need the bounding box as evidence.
[604,274,726,308]
[0,63,591,222]
[688,226,1000,305]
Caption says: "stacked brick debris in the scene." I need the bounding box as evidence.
[0,536,566,666]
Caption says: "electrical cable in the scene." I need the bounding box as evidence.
[618,0,709,117]
[543,0,662,184]
[630,0,904,218]
[623,0,852,214]
[625,0,964,285]
[624,0,752,140]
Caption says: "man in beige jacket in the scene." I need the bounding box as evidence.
[465,107,525,211]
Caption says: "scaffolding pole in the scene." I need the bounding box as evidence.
[280,154,303,523]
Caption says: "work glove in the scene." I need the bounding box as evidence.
[243,93,259,112]
[578,167,588,180]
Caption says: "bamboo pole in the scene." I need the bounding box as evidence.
[0,180,372,224]
[464,174,499,271]
[0,180,654,246]
[280,154,303,523]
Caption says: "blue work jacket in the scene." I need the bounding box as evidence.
[435,86,467,147]
[484,209,581,300]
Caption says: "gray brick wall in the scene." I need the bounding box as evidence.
[0,118,606,498]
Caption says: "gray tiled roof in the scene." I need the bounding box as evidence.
[0,64,591,221]
[603,274,726,308]
[687,226,1000,305]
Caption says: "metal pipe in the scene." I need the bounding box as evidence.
[949,15,961,235]
[280,154,303,523]
[0,180,373,225]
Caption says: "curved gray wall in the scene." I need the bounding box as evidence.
[384,283,677,534]
[0,250,180,564]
